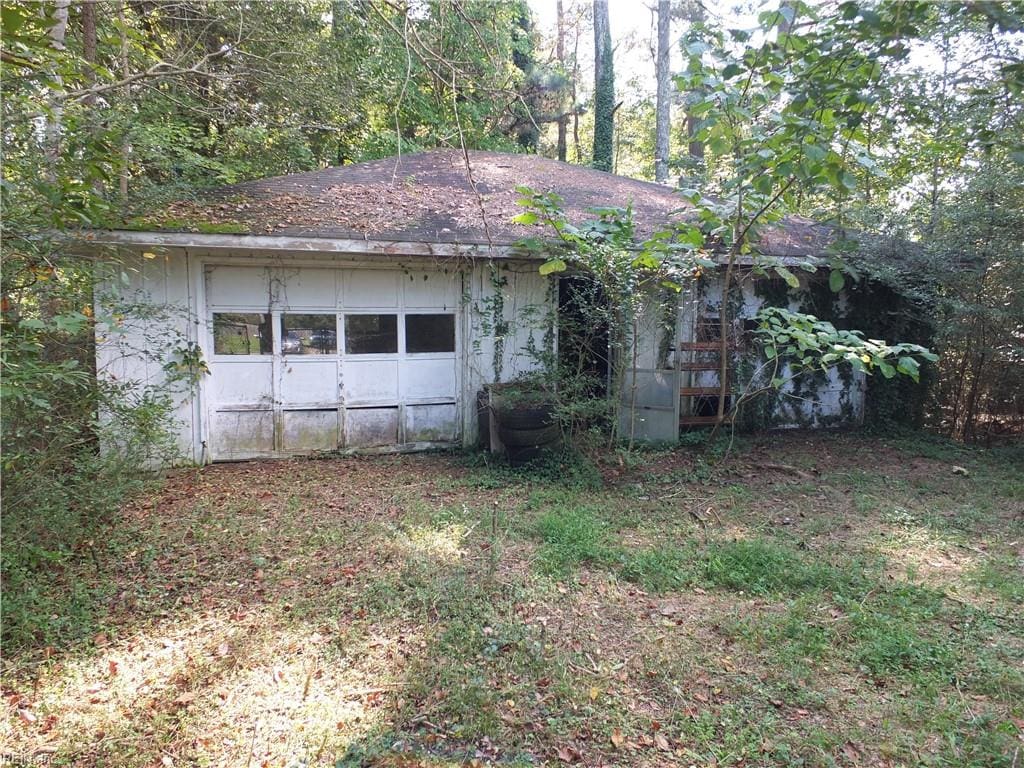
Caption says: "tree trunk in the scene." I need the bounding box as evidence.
[118,0,130,202]
[716,185,743,426]
[592,0,614,172]
[654,0,671,183]
[572,21,582,163]
[686,112,704,164]
[44,0,72,176]
[556,0,568,162]
[682,1,704,176]
[81,0,97,106]
[962,349,986,442]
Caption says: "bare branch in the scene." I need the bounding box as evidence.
[61,45,233,103]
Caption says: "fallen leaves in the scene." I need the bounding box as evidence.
[653,731,671,751]
[555,744,581,763]
[5,438,1021,768]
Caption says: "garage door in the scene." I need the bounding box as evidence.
[204,265,460,460]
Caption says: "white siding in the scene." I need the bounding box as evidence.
[97,249,558,461]
[95,249,201,463]
[629,272,867,435]
[462,260,557,443]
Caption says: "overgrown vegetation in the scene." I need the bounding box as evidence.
[2,3,1022,763]
[3,434,1020,766]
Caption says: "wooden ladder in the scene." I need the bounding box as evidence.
[678,339,733,427]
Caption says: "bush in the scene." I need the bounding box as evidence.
[1,261,184,652]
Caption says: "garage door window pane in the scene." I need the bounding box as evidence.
[345,314,397,354]
[213,313,273,355]
[405,314,455,353]
[282,314,337,355]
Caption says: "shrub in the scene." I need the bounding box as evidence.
[1,263,184,652]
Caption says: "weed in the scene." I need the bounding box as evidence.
[457,447,603,490]
[970,555,1024,604]
[535,505,614,576]
[842,586,955,678]
[702,539,836,596]
[619,545,697,592]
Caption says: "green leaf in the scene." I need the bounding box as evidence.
[722,63,744,79]
[829,269,845,293]
[511,212,539,225]
[709,136,730,155]
[804,144,828,163]
[775,266,800,289]
[896,356,920,376]
[632,253,659,270]
[1,5,27,34]
[538,259,567,276]
[753,174,774,194]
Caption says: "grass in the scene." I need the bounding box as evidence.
[2,432,1022,767]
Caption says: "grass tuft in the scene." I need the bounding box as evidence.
[535,505,613,576]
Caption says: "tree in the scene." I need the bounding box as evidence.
[0,0,563,649]
[680,0,705,176]
[556,0,569,161]
[675,1,944,425]
[654,0,671,183]
[591,0,614,171]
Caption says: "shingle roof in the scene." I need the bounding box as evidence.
[140,149,837,257]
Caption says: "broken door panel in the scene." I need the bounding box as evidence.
[211,410,275,458]
[345,407,399,447]
[281,409,339,452]
[405,403,458,443]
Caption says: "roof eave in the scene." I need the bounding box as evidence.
[73,229,536,259]
[72,229,830,268]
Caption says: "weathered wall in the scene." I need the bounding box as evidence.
[95,249,201,463]
[462,260,557,443]
[628,270,867,436]
[96,249,557,461]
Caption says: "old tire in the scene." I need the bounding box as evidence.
[492,406,554,430]
[507,445,546,466]
[498,424,561,447]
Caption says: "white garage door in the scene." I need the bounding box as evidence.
[204,265,461,460]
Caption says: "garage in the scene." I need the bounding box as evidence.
[204,264,461,460]
[89,151,591,463]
